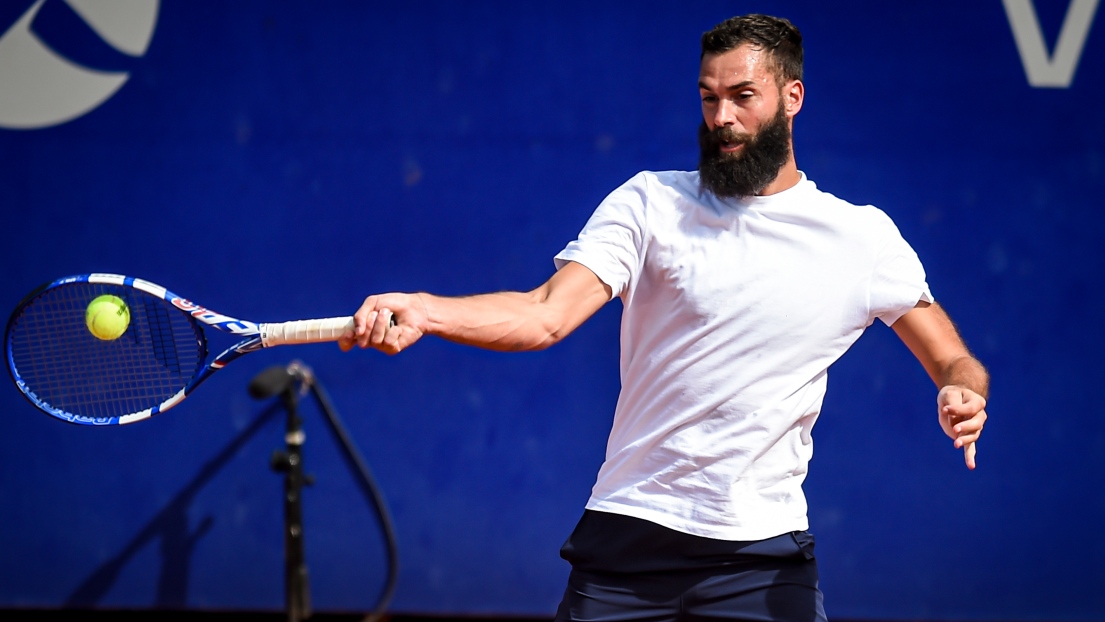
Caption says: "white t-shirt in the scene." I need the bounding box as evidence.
[554,170,932,541]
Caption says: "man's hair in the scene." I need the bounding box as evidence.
[701,14,803,85]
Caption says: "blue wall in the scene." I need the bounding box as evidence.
[2,1,1103,619]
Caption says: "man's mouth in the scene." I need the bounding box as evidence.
[719,140,744,153]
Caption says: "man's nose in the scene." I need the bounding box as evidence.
[713,100,737,128]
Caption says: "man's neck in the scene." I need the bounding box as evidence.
[757,158,801,196]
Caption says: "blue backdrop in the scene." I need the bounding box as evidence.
[2,1,1102,620]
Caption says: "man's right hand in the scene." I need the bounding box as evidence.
[339,292,429,355]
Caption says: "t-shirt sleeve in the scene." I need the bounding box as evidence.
[868,214,934,326]
[554,173,649,299]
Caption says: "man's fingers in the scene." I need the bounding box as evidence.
[352,296,380,340]
[358,310,381,347]
[937,386,985,470]
[943,395,987,419]
[343,294,417,355]
[953,427,982,448]
[940,390,965,417]
[950,408,986,446]
[939,385,965,405]
[384,324,405,354]
[964,442,977,470]
[951,410,986,433]
[370,308,394,344]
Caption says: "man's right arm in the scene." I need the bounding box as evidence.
[338,261,613,355]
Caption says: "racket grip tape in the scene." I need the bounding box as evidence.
[259,314,399,347]
[261,317,353,346]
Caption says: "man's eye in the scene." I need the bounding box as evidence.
[702,95,718,103]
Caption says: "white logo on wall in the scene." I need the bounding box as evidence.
[0,0,159,130]
[1003,0,1099,88]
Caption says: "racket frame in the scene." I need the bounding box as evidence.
[6,273,352,425]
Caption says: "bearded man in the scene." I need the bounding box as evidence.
[340,14,989,622]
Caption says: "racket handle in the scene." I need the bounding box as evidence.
[261,317,354,346]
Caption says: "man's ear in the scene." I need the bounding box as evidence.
[783,79,804,118]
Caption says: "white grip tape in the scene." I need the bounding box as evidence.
[260,317,354,347]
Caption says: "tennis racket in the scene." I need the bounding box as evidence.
[5,273,365,426]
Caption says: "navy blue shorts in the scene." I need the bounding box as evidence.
[554,510,827,622]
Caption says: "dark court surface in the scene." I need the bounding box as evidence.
[2,612,1033,622]
[3,612,543,622]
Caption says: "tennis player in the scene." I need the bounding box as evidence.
[340,14,988,622]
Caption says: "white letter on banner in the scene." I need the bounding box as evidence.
[1002,0,1099,88]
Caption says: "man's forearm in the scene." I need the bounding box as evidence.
[348,262,611,356]
[419,290,570,352]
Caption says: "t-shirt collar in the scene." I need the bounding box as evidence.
[715,171,812,209]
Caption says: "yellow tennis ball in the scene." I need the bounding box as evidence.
[85,294,130,341]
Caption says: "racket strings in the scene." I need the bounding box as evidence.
[142,297,189,376]
[7,283,205,420]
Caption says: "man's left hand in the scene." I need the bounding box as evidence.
[937,385,987,470]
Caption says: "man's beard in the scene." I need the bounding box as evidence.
[698,104,792,198]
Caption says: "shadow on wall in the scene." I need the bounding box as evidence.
[63,403,283,608]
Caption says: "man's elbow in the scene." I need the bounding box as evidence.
[524,317,571,351]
